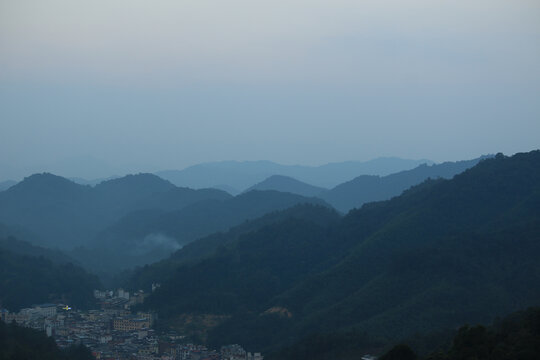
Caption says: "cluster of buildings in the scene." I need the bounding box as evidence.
[1,288,264,360]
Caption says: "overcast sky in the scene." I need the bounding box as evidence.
[1,0,539,180]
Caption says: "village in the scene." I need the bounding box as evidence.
[0,288,263,360]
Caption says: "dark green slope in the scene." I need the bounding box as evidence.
[127,204,341,292]
[133,150,540,353]
[275,151,540,343]
[321,156,488,212]
[0,244,101,311]
[258,306,540,360]
[138,205,341,315]
[0,321,93,360]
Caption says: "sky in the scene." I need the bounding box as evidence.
[1,0,539,180]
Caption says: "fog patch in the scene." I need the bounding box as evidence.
[133,233,183,255]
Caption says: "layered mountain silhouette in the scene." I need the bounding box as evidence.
[320,156,489,212]
[0,173,231,249]
[156,158,431,190]
[132,150,540,355]
[242,156,488,213]
[245,175,328,197]
[77,191,330,273]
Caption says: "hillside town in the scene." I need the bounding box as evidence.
[0,288,263,360]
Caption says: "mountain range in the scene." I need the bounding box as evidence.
[131,151,540,356]
[0,173,230,249]
[155,157,432,192]
[0,156,492,275]
[245,156,488,212]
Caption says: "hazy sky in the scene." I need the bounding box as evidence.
[1,0,539,180]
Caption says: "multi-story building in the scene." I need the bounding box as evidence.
[33,303,57,317]
[113,317,150,331]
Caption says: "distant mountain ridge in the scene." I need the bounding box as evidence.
[0,180,17,192]
[242,156,489,212]
[321,155,491,212]
[245,175,328,197]
[156,157,432,190]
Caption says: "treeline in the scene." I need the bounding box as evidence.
[383,307,540,360]
[272,307,540,360]
[0,320,93,360]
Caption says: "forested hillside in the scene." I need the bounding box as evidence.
[0,173,231,249]
[132,151,540,354]
[0,236,76,265]
[75,190,330,273]
[0,244,101,311]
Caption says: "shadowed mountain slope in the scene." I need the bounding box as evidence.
[0,242,101,311]
[0,236,77,265]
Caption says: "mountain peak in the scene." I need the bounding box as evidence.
[245,175,327,197]
[94,173,175,191]
[8,173,88,194]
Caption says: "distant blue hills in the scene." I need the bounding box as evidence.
[155,157,433,191]
[0,155,488,273]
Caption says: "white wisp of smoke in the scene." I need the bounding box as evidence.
[133,233,183,256]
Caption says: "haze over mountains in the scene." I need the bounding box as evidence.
[245,156,487,212]
[76,190,329,273]
[0,155,491,274]
[155,157,432,192]
[0,150,539,358]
